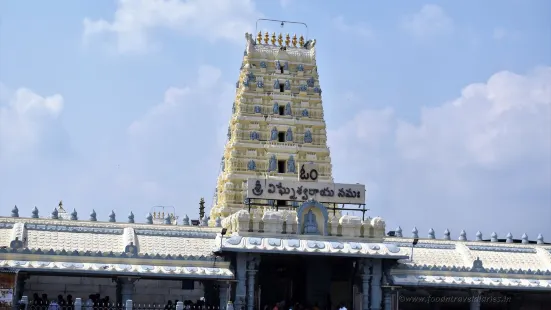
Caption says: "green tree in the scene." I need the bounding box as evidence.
[199,197,205,219]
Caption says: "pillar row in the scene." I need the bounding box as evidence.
[234,253,247,310]
[118,277,139,303]
[246,255,260,310]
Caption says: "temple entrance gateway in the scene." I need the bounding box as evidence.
[257,255,354,310]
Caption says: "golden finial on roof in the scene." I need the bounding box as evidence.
[299,35,305,47]
[264,32,269,44]
[257,31,262,43]
[277,33,283,46]
[271,32,276,45]
[285,33,290,46]
[292,34,297,47]
[58,200,65,212]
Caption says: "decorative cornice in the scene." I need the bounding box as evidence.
[467,245,537,253]
[393,242,456,250]
[395,263,551,276]
[390,274,551,291]
[0,260,234,279]
[26,224,123,235]
[0,247,217,262]
[134,229,217,239]
[0,223,14,229]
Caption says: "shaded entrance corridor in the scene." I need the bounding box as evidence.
[257,255,354,310]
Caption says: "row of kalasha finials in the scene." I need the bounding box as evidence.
[392,226,545,244]
[8,205,217,226]
[257,32,306,47]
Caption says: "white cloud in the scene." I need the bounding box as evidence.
[328,66,551,239]
[0,65,235,221]
[402,4,454,38]
[0,85,65,161]
[113,64,234,206]
[333,16,374,38]
[82,0,262,53]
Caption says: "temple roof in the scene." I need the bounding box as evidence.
[0,216,231,279]
[385,237,551,291]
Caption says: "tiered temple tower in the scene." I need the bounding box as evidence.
[209,31,333,225]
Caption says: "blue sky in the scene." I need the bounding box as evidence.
[1,0,550,240]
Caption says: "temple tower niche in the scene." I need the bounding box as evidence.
[208,31,332,225]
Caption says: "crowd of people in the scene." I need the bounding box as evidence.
[26,294,215,310]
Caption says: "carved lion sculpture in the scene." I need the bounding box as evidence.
[245,32,255,55]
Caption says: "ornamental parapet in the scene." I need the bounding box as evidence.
[388,226,547,245]
[221,208,385,239]
[244,32,317,63]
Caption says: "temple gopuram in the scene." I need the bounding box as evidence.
[1,22,550,310]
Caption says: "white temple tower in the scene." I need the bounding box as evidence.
[208,31,333,225]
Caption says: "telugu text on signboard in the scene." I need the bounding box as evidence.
[247,178,366,204]
[298,163,319,182]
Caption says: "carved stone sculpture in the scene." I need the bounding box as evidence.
[287,155,296,173]
[31,207,39,219]
[51,208,59,220]
[286,127,293,142]
[90,210,97,221]
[109,210,116,222]
[70,209,78,221]
[303,210,319,234]
[268,155,277,172]
[11,205,19,218]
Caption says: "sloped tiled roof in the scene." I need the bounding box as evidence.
[0,217,220,261]
[386,237,551,291]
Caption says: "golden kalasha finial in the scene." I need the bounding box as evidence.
[277,33,283,46]
[292,34,297,47]
[264,32,269,44]
[257,31,262,44]
[299,35,305,47]
[285,33,291,46]
[271,32,276,45]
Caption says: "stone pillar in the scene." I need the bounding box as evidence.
[370,260,383,310]
[470,290,481,310]
[74,298,82,310]
[235,253,247,310]
[16,273,28,302]
[20,296,28,310]
[246,255,259,310]
[361,259,371,310]
[219,282,229,310]
[118,278,138,304]
[383,289,392,310]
